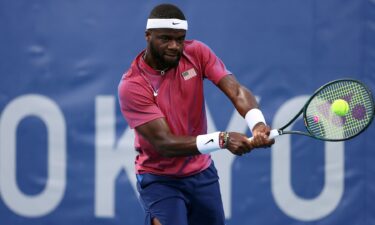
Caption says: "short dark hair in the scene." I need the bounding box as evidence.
[148,3,186,20]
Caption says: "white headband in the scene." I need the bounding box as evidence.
[146,18,188,30]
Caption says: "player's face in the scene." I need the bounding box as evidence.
[146,29,186,68]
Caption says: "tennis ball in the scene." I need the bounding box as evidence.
[331,99,349,116]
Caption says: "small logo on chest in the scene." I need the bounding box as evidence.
[181,68,197,80]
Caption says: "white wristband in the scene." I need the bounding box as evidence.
[245,108,266,133]
[196,132,221,154]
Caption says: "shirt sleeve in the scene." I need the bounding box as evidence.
[118,79,164,129]
[195,41,232,85]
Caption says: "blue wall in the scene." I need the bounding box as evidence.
[1,1,374,224]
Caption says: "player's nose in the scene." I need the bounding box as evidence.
[167,40,179,49]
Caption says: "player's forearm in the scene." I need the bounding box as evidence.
[230,85,259,117]
[151,135,201,157]
[218,76,259,116]
[218,75,267,134]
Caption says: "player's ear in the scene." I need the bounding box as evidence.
[145,30,151,42]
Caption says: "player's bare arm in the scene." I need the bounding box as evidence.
[217,74,275,148]
[135,118,256,157]
[135,118,199,157]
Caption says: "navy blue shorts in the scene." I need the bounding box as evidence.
[136,162,225,225]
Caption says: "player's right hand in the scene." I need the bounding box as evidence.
[225,132,254,156]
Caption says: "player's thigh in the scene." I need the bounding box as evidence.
[149,196,189,225]
[152,217,162,225]
[190,181,225,225]
[137,174,189,225]
[188,164,225,225]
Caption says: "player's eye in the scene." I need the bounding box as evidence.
[159,36,170,42]
[177,37,185,43]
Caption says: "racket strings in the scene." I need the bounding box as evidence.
[305,81,374,140]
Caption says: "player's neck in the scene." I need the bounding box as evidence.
[143,51,169,75]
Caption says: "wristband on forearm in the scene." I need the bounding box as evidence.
[245,108,266,134]
[196,131,228,154]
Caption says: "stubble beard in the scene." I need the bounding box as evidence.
[149,42,181,69]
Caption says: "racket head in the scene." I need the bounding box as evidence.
[303,79,374,141]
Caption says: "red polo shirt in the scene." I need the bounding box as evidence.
[118,40,230,177]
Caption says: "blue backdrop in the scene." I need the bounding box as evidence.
[1,1,374,225]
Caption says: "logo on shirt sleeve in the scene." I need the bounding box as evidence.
[181,68,197,81]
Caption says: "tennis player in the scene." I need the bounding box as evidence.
[118,3,274,225]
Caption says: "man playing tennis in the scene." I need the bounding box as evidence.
[118,3,274,225]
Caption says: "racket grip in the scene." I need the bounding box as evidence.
[269,129,280,139]
[248,129,280,141]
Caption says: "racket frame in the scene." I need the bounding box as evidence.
[275,79,374,141]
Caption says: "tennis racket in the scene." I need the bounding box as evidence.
[262,79,374,141]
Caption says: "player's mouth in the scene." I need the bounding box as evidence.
[164,53,179,62]
[164,52,178,58]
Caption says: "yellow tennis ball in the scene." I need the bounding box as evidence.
[331,99,349,116]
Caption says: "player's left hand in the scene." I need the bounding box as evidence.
[251,123,275,149]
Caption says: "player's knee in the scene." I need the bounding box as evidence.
[152,217,162,225]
